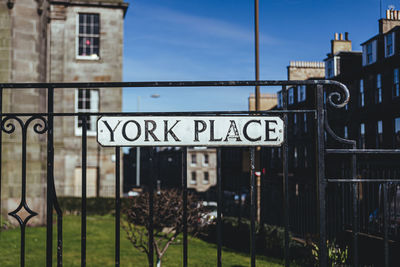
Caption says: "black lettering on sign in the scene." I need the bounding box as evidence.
[122,120,141,141]
[209,120,222,141]
[102,120,122,142]
[243,120,261,141]
[224,120,242,142]
[145,120,160,142]
[194,120,207,141]
[265,120,278,141]
[164,120,181,141]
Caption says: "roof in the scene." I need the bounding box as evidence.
[361,25,400,45]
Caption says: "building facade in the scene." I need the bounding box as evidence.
[0,0,128,224]
[187,147,217,193]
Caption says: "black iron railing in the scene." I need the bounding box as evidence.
[0,80,398,267]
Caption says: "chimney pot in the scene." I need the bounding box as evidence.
[345,32,349,40]
[339,33,343,40]
[334,33,338,40]
[387,9,390,19]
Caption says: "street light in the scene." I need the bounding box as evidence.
[136,94,160,187]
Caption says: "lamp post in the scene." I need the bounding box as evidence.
[136,94,160,187]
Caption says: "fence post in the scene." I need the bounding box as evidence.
[315,84,327,267]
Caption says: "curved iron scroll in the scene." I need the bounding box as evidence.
[326,80,350,109]
[324,115,356,146]
[1,115,48,267]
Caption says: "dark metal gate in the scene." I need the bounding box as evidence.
[0,80,398,267]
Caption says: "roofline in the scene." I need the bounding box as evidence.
[50,0,130,17]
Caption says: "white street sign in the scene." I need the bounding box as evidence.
[97,116,284,147]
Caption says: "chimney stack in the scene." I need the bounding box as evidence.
[330,32,352,56]
[380,8,400,34]
[334,33,339,40]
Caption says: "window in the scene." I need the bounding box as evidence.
[326,58,335,78]
[191,154,197,165]
[75,89,99,136]
[77,13,100,59]
[277,92,283,108]
[203,172,209,184]
[385,32,395,57]
[298,85,306,102]
[190,172,197,184]
[203,154,209,165]
[304,146,308,168]
[359,79,364,107]
[293,114,297,135]
[394,68,400,97]
[377,120,383,148]
[303,113,307,133]
[395,117,400,148]
[288,88,294,105]
[376,74,382,103]
[363,41,376,65]
[360,123,365,149]
[293,147,298,168]
[344,126,348,139]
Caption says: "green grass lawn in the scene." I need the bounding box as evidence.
[0,215,285,266]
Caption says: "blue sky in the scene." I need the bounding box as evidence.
[122,0,393,112]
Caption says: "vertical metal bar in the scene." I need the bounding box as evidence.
[282,85,290,267]
[115,147,120,267]
[47,87,54,267]
[315,84,327,267]
[351,145,358,267]
[383,182,389,267]
[182,147,188,267]
[217,148,222,267]
[0,88,2,237]
[250,147,256,267]
[254,0,260,111]
[81,115,87,267]
[148,148,154,267]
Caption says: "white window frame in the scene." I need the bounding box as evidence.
[203,154,209,166]
[377,120,383,148]
[277,91,282,108]
[360,123,366,148]
[190,171,197,185]
[202,172,209,184]
[288,88,294,105]
[191,154,197,165]
[384,32,395,58]
[325,57,336,78]
[395,117,400,147]
[359,79,365,107]
[76,13,100,60]
[394,68,400,97]
[377,74,382,103]
[362,40,377,66]
[298,85,306,102]
[75,89,99,136]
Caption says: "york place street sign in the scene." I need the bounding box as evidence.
[97,116,284,147]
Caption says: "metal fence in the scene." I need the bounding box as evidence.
[0,80,398,267]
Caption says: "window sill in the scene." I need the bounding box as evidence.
[76,55,100,61]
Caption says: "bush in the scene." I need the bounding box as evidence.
[57,197,127,216]
[199,217,314,265]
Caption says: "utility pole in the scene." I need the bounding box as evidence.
[254,0,261,224]
[136,96,140,187]
[255,0,260,111]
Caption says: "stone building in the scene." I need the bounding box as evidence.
[187,147,217,193]
[0,0,128,224]
[248,93,276,111]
